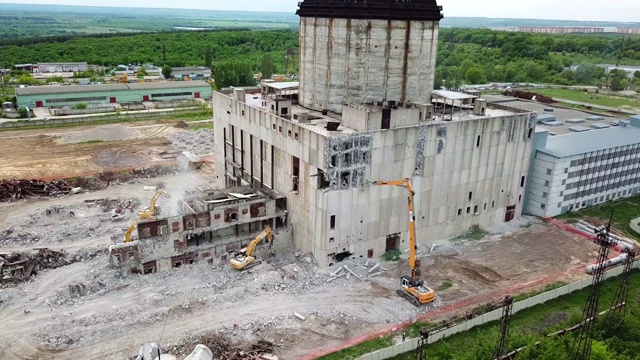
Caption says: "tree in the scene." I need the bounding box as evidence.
[261,54,273,79]
[138,66,148,76]
[635,70,640,79]
[204,45,213,68]
[575,62,597,84]
[162,65,172,79]
[465,66,486,84]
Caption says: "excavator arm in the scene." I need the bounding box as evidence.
[244,227,273,257]
[139,189,171,221]
[124,220,138,243]
[371,178,420,284]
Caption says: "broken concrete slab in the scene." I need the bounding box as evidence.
[293,312,306,321]
[368,263,380,273]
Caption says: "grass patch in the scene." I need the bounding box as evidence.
[0,109,211,132]
[188,121,213,131]
[438,280,454,291]
[317,335,394,360]
[381,250,402,262]
[556,194,640,241]
[77,139,104,144]
[534,88,640,110]
[513,281,568,302]
[453,225,489,242]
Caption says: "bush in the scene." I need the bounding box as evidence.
[74,103,88,109]
[381,249,402,262]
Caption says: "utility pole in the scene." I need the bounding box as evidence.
[1,61,6,97]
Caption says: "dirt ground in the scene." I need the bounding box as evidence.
[0,121,192,180]
[0,170,601,360]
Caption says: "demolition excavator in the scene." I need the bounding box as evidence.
[138,189,171,221]
[230,227,275,270]
[372,178,437,307]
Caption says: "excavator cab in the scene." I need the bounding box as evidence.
[399,275,436,307]
[229,228,274,271]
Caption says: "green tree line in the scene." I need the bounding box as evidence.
[2,28,640,89]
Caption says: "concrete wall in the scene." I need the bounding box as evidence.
[299,18,439,113]
[357,260,640,360]
[316,113,535,266]
[631,217,640,235]
[214,91,536,267]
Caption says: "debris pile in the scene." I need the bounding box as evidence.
[167,129,214,156]
[326,258,387,282]
[168,332,277,360]
[502,90,554,104]
[60,124,139,144]
[0,179,73,202]
[0,248,69,284]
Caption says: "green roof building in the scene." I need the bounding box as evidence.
[15,81,212,108]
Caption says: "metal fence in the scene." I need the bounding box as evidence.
[0,108,205,130]
[358,261,640,360]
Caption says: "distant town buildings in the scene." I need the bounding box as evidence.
[490,26,640,35]
[170,67,211,81]
[15,62,89,73]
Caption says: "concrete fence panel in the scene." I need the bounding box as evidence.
[631,217,640,235]
[358,261,640,360]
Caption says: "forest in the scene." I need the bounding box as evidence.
[2,28,640,90]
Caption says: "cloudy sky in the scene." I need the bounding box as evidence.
[6,0,640,22]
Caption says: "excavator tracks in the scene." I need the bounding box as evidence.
[397,289,422,307]
[242,260,262,271]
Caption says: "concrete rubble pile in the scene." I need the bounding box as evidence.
[165,333,278,360]
[326,258,387,283]
[166,129,214,156]
[0,179,73,202]
[0,248,69,284]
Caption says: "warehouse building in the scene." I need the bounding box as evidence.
[16,81,212,108]
[213,0,537,267]
[526,116,640,217]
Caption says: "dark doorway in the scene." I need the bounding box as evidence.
[35,100,44,107]
[386,233,400,252]
[333,251,353,262]
[143,95,150,101]
[381,108,391,129]
[109,97,117,103]
[367,249,374,258]
[505,205,516,222]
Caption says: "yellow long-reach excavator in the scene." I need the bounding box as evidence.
[138,189,171,221]
[123,219,138,243]
[372,178,437,307]
[230,227,275,270]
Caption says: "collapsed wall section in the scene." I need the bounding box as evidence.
[323,134,373,190]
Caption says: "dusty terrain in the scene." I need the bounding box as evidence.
[0,121,601,359]
[0,175,599,360]
[0,121,213,180]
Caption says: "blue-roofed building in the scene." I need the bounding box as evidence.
[526,115,640,217]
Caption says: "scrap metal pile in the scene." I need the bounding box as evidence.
[0,179,73,202]
[166,333,278,360]
[0,248,69,283]
[502,90,554,104]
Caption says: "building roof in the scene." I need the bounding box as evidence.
[172,67,211,72]
[432,90,477,101]
[264,81,299,90]
[296,0,443,21]
[538,125,640,158]
[38,62,87,66]
[16,81,211,96]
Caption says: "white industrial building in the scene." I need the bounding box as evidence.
[527,116,640,217]
[213,0,537,267]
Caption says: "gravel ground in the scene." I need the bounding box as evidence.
[166,129,214,156]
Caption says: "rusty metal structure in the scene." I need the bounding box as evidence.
[296,0,443,21]
[0,179,73,202]
[296,0,444,114]
[607,249,637,322]
[493,296,514,360]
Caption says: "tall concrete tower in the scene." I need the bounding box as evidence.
[296,0,443,114]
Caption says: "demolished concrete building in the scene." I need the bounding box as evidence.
[109,185,290,274]
[213,0,538,268]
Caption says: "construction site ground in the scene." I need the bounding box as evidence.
[0,170,601,359]
[0,120,210,180]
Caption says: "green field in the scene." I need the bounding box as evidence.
[557,194,640,241]
[534,88,640,110]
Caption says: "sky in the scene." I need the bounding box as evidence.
[5,0,640,23]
